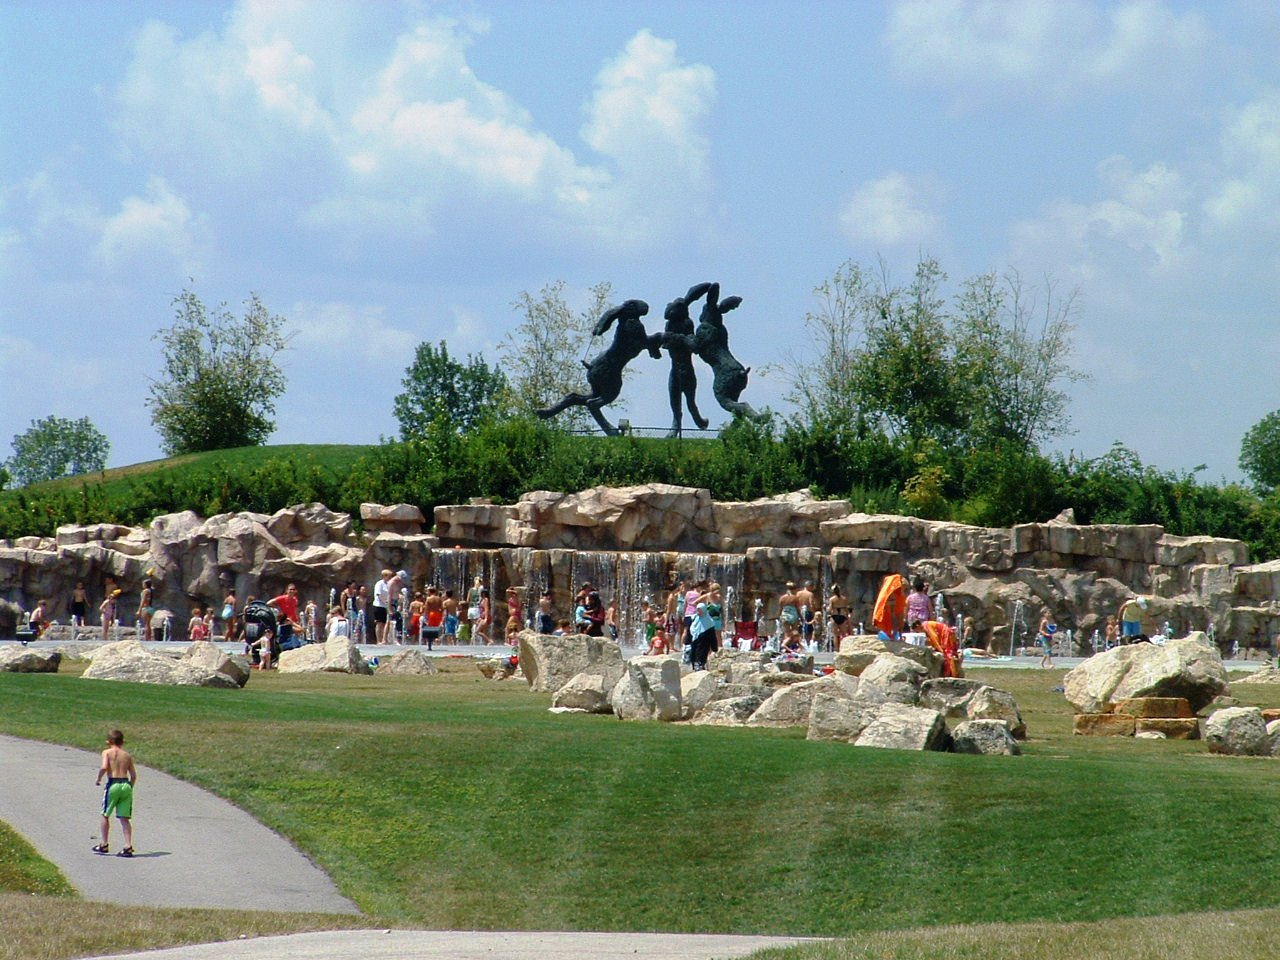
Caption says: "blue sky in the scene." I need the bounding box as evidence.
[3,1,1279,482]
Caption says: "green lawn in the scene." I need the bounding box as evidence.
[2,663,1280,942]
[24,443,373,500]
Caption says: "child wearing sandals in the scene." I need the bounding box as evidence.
[94,729,138,857]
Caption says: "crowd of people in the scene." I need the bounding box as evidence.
[13,568,1194,675]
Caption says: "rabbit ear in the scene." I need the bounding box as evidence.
[685,282,712,303]
[720,295,743,314]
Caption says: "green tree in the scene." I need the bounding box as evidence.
[5,415,110,486]
[777,259,869,431]
[848,257,967,446]
[953,269,1085,451]
[147,288,290,455]
[393,341,508,438]
[1240,410,1280,488]
[500,280,613,432]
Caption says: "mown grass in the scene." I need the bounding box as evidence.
[24,443,372,500]
[0,821,74,898]
[0,892,373,960]
[2,663,1280,952]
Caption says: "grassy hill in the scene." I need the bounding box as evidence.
[0,444,375,539]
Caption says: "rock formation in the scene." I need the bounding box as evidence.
[3,484,1275,655]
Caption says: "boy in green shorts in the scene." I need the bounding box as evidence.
[94,729,138,857]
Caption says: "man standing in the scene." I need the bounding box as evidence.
[796,580,818,648]
[373,569,392,644]
[93,729,138,858]
[423,587,444,650]
[268,583,302,650]
[1119,595,1145,640]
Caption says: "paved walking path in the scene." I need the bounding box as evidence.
[0,734,358,914]
[90,930,815,960]
[0,733,813,960]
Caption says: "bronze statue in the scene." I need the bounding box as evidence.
[536,299,663,436]
[668,282,760,421]
[662,282,712,437]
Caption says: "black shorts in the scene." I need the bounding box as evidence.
[373,607,389,624]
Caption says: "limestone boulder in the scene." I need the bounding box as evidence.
[748,672,860,727]
[83,639,241,688]
[277,636,373,675]
[1203,707,1270,756]
[360,502,425,536]
[519,631,625,695]
[751,670,812,689]
[1234,666,1280,685]
[553,672,614,713]
[967,686,1026,739]
[377,649,439,675]
[707,647,773,678]
[920,677,988,717]
[521,484,717,551]
[858,653,928,704]
[1267,719,1280,758]
[806,693,876,743]
[689,693,766,726]
[855,703,949,752]
[609,656,682,721]
[680,670,719,719]
[0,644,61,672]
[952,720,1021,756]
[182,642,250,687]
[1063,634,1228,714]
[835,635,943,678]
[711,489,851,550]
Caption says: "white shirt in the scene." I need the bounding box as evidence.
[373,578,390,609]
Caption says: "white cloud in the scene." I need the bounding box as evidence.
[110,5,717,254]
[1204,90,1280,230]
[839,172,943,246]
[583,29,715,177]
[94,176,205,273]
[290,300,417,364]
[1011,156,1188,272]
[885,0,1207,105]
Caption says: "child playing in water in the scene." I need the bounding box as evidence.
[188,607,210,641]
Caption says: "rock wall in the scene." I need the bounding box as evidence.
[1,485,1276,651]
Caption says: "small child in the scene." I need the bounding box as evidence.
[505,615,521,643]
[641,600,658,645]
[94,729,138,857]
[646,627,670,655]
[188,607,210,641]
[553,619,572,636]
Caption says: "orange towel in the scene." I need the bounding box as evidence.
[872,574,907,636]
[922,620,961,678]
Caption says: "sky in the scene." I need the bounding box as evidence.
[3,0,1279,483]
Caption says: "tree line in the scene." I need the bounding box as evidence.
[6,260,1280,561]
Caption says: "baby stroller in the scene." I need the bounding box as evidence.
[242,600,280,667]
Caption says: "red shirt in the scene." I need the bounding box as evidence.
[270,593,299,624]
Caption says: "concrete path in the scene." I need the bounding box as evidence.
[0,734,814,960]
[0,734,358,914]
[89,930,815,960]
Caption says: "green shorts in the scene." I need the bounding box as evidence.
[102,779,133,819]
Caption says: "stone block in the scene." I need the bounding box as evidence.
[1134,718,1199,740]
[1114,697,1193,719]
[1073,713,1136,736]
